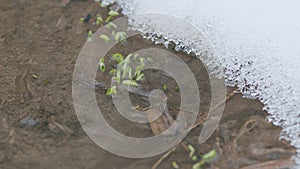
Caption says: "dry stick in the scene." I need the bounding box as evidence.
[152,147,177,169]
[240,158,295,169]
[191,90,237,129]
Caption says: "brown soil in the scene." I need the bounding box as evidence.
[0,0,296,169]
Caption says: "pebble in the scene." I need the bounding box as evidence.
[19,117,38,128]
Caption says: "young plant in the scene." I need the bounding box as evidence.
[111,53,124,63]
[105,10,119,23]
[163,84,168,91]
[87,30,93,41]
[100,34,110,42]
[114,31,126,43]
[172,161,179,169]
[106,22,117,29]
[192,150,217,169]
[99,58,105,72]
[96,14,103,25]
[106,86,117,95]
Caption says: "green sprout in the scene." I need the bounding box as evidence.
[146,57,154,63]
[135,72,144,81]
[100,3,108,8]
[188,144,196,158]
[108,10,119,17]
[172,161,179,169]
[192,155,198,161]
[88,30,93,40]
[114,31,126,43]
[122,80,138,87]
[106,22,117,29]
[163,84,168,91]
[111,53,124,63]
[96,14,103,25]
[99,58,105,72]
[109,69,116,75]
[192,150,217,169]
[105,10,119,23]
[80,17,85,23]
[106,86,117,95]
[175,86,180,92]
[100,34,110,42]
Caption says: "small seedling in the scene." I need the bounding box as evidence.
[100,2,108,8]
[80,17,85,23]
[106,22,117,29]
[32,74,38,79]
[44,79,49,85]
[96,14,103,25]
[122,80,138,87]
[106,86,117,95]
[175,86,180,92]
[109,69,116,75]
[99,58,105,72]
[111,53,124,63]
[192,150,217,169]
[146,57,154,63]
[100,34,110,42]
[172,161,179,169]
[114,31,126,43]
[163,84,168,91]
[87,30,93,40]
[188,144,196,158]
[105,10,119,23]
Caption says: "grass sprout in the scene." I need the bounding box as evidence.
[106,22,117,29]
[96,14,103,25]
[111,53,124,63]
[106,86,117,95]
[172,161,179,169]
[100,34,110,42]
[122,80,138,87]
[99,58,105,72]
[105,10,119,23]
[114,31,126,43]
[87,30,93,40]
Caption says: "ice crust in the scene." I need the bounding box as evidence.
[102,0,300,157]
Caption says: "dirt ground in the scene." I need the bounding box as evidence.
[0,0,296,169]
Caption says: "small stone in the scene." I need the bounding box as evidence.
[19,117,38,128]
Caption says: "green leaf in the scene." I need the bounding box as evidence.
[135,73,144,81]
[192,162,203,169]
[172,161,179,169]
[111,53,124,63]
[135,63,145,72]
[188,144,196,158]
[106,86,117,95]
[163,84,168,91]
[105,16,112,23]
[192,155,198,161]
[99,58,105,72]
[108,10,119,17]
[80,17,85,23]
[100,34,110,42]
[109,69,116,75]
[122,80,139,87]
[202,150,216,162]
[88,30,93,40]
[106,22,117,28]
[100,3,108,8]
[96,15,103,25]
[146,57,154,63]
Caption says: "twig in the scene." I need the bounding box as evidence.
[191,90,237,129]
[152,147,177,169]
[240,158,295,169]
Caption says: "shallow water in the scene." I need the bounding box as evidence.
[103,0,300,160]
